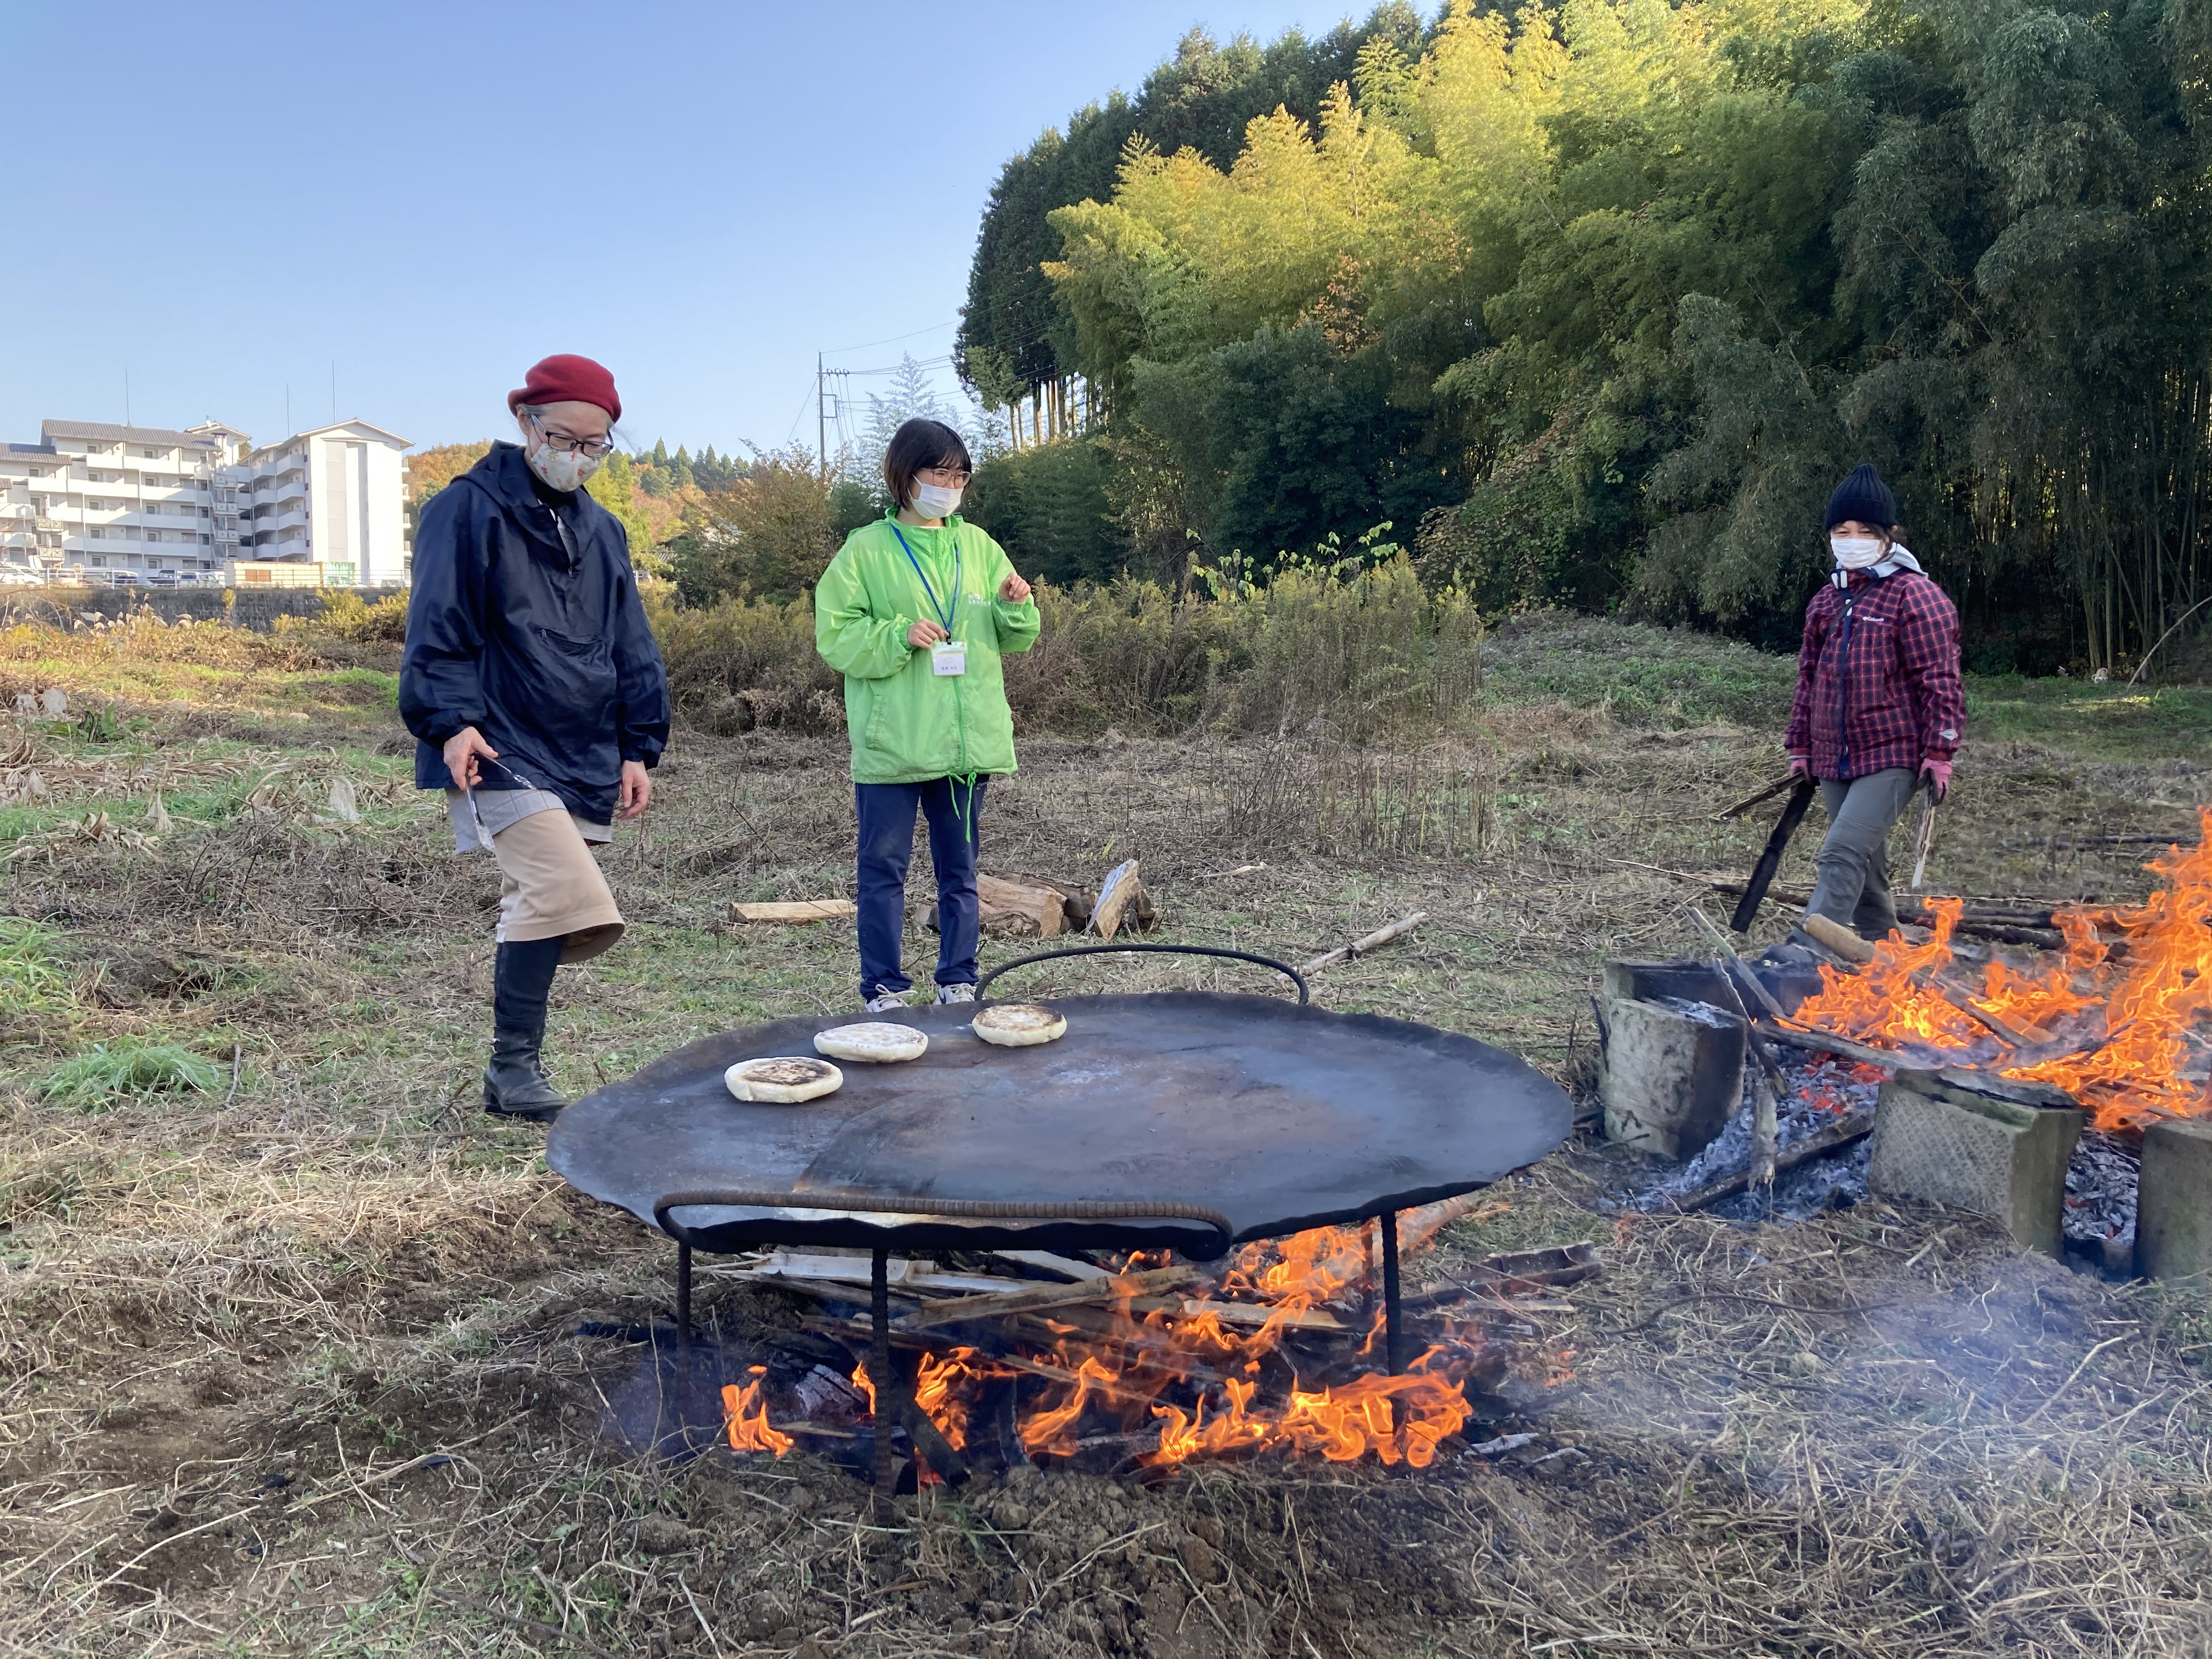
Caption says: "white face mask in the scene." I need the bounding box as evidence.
[526,438,604,493]
[910,481,963,520]
[1829,533,1886,569]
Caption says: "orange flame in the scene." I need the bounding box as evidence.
[1790,809,2212,1130]
[915,1347,997,1451]
[721,1370,794,1456]
[721,1214,1526,1476]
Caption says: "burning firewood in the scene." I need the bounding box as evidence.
[725,1219,1595,1478]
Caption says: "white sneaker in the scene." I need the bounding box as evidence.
[864,988,909,1013]
[934,983,977,1006]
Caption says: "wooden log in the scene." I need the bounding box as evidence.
[731,899,856,925]
[1126,1296,1352,1334]
[718,1252,1017,1297]
[1090,859,1144,941]
[991,1249,1109,1282]
[1802,912,1876,964]
[898,1263,1197,1330]
[1754,1019,1901,1070]
[1001,874,1095,928]
[1299,911,1427,977]
[977,874,1065,938]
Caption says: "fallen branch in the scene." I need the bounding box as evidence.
[1298,911,1427,977]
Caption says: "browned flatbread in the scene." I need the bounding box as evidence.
[973,1004,1068,1047]
[724,1056,843,1103]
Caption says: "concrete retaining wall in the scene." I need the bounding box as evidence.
[0,585,401,632]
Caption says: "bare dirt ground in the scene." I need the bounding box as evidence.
[3,610,2211,1657]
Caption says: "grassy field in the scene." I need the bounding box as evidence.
[2,605,2209,1657]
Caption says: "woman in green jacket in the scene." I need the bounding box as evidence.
[815,419,1040,1010]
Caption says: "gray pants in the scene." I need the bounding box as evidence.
[1806,768,1917,939]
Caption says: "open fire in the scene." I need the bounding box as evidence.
[1791,808,2212,1131]
[717,1208,1584,1479]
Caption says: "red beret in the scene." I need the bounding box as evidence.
[508,354,622,423]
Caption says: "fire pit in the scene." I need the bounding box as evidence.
[548,945,1573,1486]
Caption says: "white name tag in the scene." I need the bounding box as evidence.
[930,641,967,676]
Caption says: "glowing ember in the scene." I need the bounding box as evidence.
[1791,810,2212,1131]
[721,1369,794,1455]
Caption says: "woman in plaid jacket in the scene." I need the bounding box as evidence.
[1783,463,1965,940]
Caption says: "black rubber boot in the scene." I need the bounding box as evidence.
[483,938,567,1121]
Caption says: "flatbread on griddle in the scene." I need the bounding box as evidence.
[814,1022,929,1063]
[725,1056,843,1103]
[973,1003,1068,1047]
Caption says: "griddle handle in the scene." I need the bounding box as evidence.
[975,942,1309,1006]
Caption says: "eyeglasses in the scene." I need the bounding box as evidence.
[527,414,616,459]
[916,465,972,486]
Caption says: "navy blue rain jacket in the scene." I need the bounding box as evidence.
[400,443,670,822]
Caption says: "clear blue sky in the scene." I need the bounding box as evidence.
[3,2,1358,459]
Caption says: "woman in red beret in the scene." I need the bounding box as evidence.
[400,354,670,1120]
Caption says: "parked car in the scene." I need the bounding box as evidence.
[145,569,180,588]
[107,570,139,588]
[0,566,44,586]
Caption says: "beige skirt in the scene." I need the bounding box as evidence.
[489,809,625,963]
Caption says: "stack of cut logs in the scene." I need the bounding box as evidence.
[928,860,1158,940]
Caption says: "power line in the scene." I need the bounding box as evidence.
[822,319,958,356]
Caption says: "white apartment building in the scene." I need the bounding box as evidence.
[0,420,245,578]
[0,415,410,585]
[232,420,410,584]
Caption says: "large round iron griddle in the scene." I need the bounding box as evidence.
[548,992,1571,1260]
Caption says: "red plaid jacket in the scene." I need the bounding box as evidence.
[1784,567,1963,781]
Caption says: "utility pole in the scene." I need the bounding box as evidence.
[817,353,827,477]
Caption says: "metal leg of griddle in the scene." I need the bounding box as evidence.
[870,1249,895,1497]
[1380,1208,1406,1375]
[1380,1208,1406,1441]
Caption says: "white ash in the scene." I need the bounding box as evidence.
[1604,1049,1883,1221]
[2062,1130,2140,1250]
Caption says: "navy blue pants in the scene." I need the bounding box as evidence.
[855,777,986,1001]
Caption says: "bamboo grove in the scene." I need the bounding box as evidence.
[955,0,2212,671]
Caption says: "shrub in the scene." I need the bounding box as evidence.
[650,553,1486,743]
[304,590,410,644]
[644,589,840,736]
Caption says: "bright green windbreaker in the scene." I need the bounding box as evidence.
[814,512,1040,784]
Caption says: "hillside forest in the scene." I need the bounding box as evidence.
[953,0,2212,673]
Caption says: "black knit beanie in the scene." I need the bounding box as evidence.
[1825,462,1897,530]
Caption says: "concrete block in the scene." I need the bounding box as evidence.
[1599,995,1746,1160]
[1867,1069,2083,1255]
[2136,1118,2212,1282]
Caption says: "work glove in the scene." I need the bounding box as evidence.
[1787,754,1812,780]
[1919,758,1953,801]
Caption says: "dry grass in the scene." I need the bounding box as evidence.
[0,607,2207,1656]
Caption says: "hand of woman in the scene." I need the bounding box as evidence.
[443,725,499,790]
[998,572,1032,603]
[907,619,948,650]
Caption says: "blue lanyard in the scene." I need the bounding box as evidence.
[889,522,959,636]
